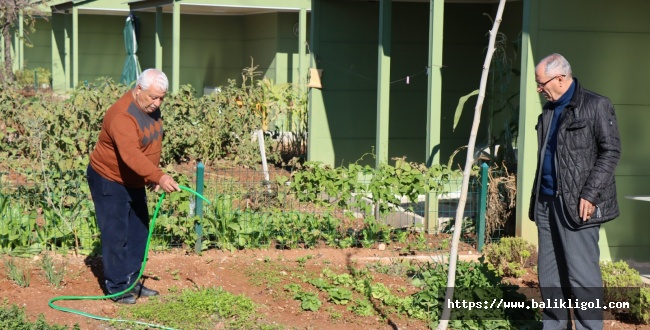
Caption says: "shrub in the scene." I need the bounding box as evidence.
[482,237,536,278]
[600,260,650,324]
[601,260,643,287]
[409,260,540,329]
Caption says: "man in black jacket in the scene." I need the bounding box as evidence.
[529,53,621,329]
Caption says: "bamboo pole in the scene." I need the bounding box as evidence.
[436,0,507,328]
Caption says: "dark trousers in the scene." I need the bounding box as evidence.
[535,194,604,330]
[87,164,149,294]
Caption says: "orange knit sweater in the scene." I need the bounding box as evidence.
[89,90,164,188]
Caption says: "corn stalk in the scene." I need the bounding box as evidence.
[437,0,507,328]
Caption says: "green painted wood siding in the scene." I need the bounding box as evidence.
[309,1,522,166]
[30,10,306,93]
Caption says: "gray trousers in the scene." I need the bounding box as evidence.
[535,194,604,330]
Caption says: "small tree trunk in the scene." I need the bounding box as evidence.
[436,0,507,328]
[2,24,14,83]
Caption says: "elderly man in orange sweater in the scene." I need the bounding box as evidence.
[86,68,180,304]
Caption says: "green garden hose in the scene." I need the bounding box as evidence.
[48,185,210,330]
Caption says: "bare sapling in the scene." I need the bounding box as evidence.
[437,0,507,328]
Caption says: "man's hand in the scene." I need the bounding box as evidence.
[579,198,595,222]
[158,174,181,193]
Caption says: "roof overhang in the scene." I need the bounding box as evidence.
[128,0,311,16]
[47,0,517,17]
[50,0,131,16]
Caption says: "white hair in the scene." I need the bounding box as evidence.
[540,53,572,77]
[136,69,168,91]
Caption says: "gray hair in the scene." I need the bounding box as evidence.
[540,53,572,78]
[136,69,168,91]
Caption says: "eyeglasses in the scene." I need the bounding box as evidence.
[536,75,565,88]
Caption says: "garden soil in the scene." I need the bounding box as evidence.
[1,246,648,330]
[1,163,647,329]
[0,246,449,330]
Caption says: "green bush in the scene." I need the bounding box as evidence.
[600,260,650,324]
[0,75,307,170]
[601,260,643,287]
[482,237,536,278]
[409,260,540,329]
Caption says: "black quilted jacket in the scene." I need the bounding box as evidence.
[528,78,621,229]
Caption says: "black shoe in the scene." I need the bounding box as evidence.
[111,293,136,304]
[131,282,159,297]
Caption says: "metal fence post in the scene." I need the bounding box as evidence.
[477,162,488,252]
[194,162,205,253]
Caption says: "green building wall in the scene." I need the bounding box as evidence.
[308,0,522,166]
[22,20,53,72]
[136,12,245,91]
[79,15,129,84]
[41,10,306,94]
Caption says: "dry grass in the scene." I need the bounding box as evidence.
[485,164,516,242]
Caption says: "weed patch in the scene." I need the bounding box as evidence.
[121,287,281,330]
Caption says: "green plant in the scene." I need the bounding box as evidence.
[634,288,650,324]
[284,283,302,294]
[2,257,31,287]
[366,259,414,277]
[326,306,343,320]
[158,60,308,167]
[296,254,312,266]
[601,260,643,287]
[348,299,375,316]
[337,236,355,249]
[452,30,520,169]
[0,299,79,329]
[293,291,322,311]
[360,215,389,248]
[327,287,353,305]
[0,192,44,256]
[600,260,650,323]
[440,238,450,250]
[0,71,491,258]
[286,158,467,216]
[168,269,181,281]
[40,254,66,288]
[322,268,354,287]
[124,287,271,330]
[147,170,198,250]
[307,277,334,291]
[482,237,536,278]
[245,260,284,288]
[407,260,540,328]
